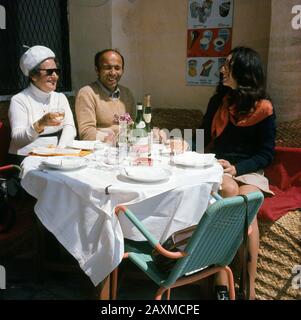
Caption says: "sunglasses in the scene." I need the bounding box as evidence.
[39,68,61,76]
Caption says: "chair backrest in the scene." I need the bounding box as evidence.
[0,121,11,165]
[166,192,264,286]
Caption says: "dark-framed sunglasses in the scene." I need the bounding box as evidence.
[39,68,61,76]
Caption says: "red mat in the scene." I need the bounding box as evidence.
[258,146,301,221]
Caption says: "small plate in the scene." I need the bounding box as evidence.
[172,152,216,167]
[120,167,171,182]
[41,156,89,170]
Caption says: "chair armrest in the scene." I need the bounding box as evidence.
[115,205,158,246]
[115,205,187,259]
[0,165,21,173]
[211,192,223,200]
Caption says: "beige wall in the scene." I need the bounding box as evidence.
[267,0,301,122]
[111,0,144,101]
[69,0,272,113]
[69,0,112,91]
[232,0,271,75]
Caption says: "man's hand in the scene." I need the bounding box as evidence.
[168,137,190,154]
[96,128,116,144]
[152,127,168,144]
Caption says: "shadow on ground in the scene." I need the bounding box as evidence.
[1,255,211,300]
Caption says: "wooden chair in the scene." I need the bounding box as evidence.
[111,192,264,300]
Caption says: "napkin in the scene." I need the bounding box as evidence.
[41,156,88,169]
[173,152,216,166]
[124,167,171,180]
[68,140,99,151]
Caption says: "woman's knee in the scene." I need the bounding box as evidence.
[238,184,261,195]
[220,176,239,197]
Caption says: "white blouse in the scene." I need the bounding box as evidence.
[8,83,76,154]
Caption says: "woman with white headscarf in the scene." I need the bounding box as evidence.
[8,45,76,163]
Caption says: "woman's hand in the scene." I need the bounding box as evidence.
[33,112,62,133]
[218,159,237,176]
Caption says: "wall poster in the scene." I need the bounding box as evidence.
[186,0,234,86]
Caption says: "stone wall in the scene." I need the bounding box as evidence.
[266,0,301,122]
[152,108,202,132]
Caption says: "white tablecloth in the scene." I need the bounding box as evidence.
[21,154,223,285]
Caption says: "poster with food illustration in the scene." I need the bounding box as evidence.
[186,0,233,85]
[187,27,232,57]
[187,57,226,85]
[188,0,233,29]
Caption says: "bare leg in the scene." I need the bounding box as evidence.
[220,174,240,197]
[238,184,261,300]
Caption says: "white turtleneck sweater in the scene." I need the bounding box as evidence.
[8,83,76,155]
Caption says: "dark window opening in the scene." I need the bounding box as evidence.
[0,0,71,95]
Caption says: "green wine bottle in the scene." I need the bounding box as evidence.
[143,94,152,133]
[133,102,148,145]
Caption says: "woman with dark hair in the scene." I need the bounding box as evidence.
[199,47,276,299]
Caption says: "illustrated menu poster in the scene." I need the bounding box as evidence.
[188,0,233,29]
[186,0,234,86]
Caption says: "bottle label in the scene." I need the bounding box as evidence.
[143,114,152,123]
[133,137,148,146]
[136,121,146,129]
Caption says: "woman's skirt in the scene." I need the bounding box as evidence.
[229,170,274,196]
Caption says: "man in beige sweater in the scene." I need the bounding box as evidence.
[75,49,135,141]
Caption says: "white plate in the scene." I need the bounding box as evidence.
[120,167,171,182]
[41,156,89,170]
[172,152,216,167]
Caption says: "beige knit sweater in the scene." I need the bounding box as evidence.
[75,81,135,140]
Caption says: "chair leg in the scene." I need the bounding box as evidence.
[224,266,235,300]
[166,288,171,300]
[98,275,110,300]
[155,287,168,300]
[34,217,47,282]
[111,267,119,300]
[32,222,44,283]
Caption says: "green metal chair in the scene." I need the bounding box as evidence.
[112,191,264,300]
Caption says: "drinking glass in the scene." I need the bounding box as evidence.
[105,144,123,166]
[169,137,188,155]
[49,106,65,124]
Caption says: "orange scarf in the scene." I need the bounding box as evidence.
[211,97,273,139]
